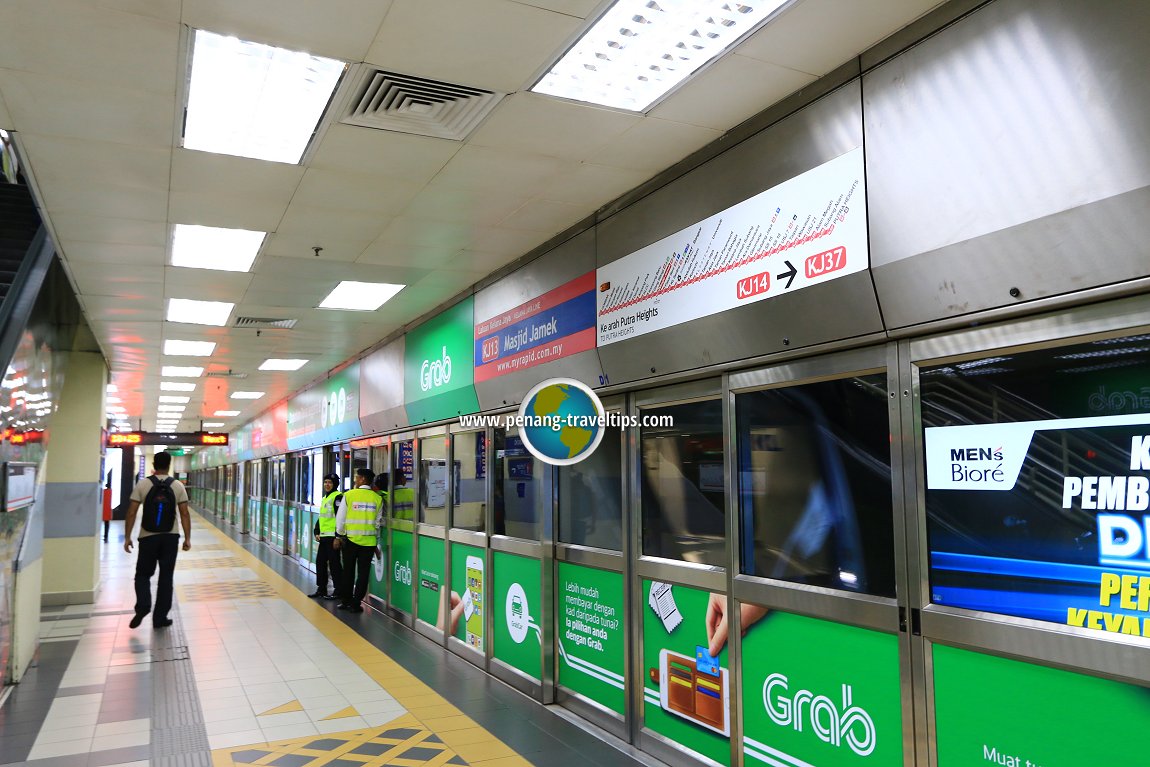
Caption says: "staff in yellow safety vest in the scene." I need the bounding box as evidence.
[308,473,344,600]
[334,468,383,613]
[390,472,415,521]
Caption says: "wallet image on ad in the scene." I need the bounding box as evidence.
[648,647,730,736]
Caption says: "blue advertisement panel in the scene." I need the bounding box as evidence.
[287,363,362,450]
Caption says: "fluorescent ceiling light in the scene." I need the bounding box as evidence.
[184,29,346,164]
[107,396,121,403]
[106,405,126,413]
[259,358,308,371]
[167,298,234,327]
[230,391,264,400]
[214,410,241,417]
[159,396,191,404]
[161,381,197,392]
[161,366,204,378]
[172,224,265,273]
[319,281,405,311]
[106,384,118,392]
[163,339,217,357]
[532,0,788,111]
[158,406,186,414]
[203,421,225,428]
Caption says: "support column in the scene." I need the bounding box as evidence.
[40,350,107,606]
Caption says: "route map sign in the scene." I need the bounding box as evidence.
[596,147,867,346]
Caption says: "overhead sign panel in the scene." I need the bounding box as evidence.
[360,337,407,433]
[404,297,480,425]
[105,432,228,447]
[287,363,362,450]
[596,147,867,346]
[474,271,597,383]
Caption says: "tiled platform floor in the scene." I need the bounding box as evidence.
[0,509,658,767]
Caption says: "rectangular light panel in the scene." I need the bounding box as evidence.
[259,358,308,371]
[214,410,241,417]
[202,421,225,428]
[184,30,346,164]
[161,366,204,378]
[230,391,264,400]
[163,339,217,356]
[161,382,197,392]
[172,224,266,273]
[319,281,405,311]
[159,396,191,404]
[167,298,235,327]
[531,0,789,111]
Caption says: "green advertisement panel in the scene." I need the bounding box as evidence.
[388,529,413,614]
[417,535,446,626]
[642,580,730,766]
[741,611,902,767]
[934,644,1150,766]
[493,551,541,680]
[404,296,480,425]
[451,543,486,651]
[368,529,391,602]
[558,563,625,716]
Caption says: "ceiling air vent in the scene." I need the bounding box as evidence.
[340,69,504,141]
[234,316,298,330]
[205,370,248,379]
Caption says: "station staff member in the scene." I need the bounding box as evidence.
[334,468,383,613]
[390,471,415,521]
[309,473,344,600]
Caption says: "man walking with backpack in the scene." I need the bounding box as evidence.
[123,451,191,629]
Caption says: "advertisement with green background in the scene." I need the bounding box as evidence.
[368,527,393,603]
[417,535,445,626]
[452,543,486,650]
[642,580,730,766]
[934,644,1150,766]
[404,297,480,425]
[558,563,625,716]
[493,551,541,680]
[387,529,413,614]
[741,610,903,767]
[287,362,362,450]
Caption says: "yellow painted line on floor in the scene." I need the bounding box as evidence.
[191,509,534,766]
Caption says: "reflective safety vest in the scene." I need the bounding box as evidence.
[343,487,382,546]
[318,491,341,536]
[391,486,415,520]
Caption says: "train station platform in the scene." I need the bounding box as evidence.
[0,509,654,767]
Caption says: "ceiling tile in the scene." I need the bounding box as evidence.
[365,0,581,92]
[537,163,652,207]
[48,215,168,246]
[276,205,391,242]
[650,54,817,131]
[264,234,370,263]
[95,0,181,21]
[291,168,424,216]
[171,150,305,199]
[67,263,165,294]
[400,184,531,227]
[42,185,169,221]
[0,70,175,147]
[81,294,164,322]
[736,0,943,77]
[469,92,641,161]
[469,226,550,260]
[430,144,572,195]
[308,123,460,181]
[164,268,254,303]
[506,0,600,15]
[60,241,166,267]
[373,217,478,252]
[356,241,459,269]
[181,0,393,61]
[167,192,290,233]
[588,118,723,172]
[0,1,179,94]
[441,249,530,274]
[19,134,171,191]
[498,199,586,234]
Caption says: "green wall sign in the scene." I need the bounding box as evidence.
[451,543,486,650]
[493,551,541,680]
[642,580,730,766]
[387,529,413,614]
[404,297,480,425]
[417,535,445,626]
[742,611,903,767]
[558,563,625,716]
[934,644,1150,766]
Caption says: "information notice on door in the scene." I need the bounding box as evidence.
[557,563,625,716]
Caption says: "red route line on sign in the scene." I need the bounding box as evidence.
[599,225,835,317]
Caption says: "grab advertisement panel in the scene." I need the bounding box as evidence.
[925,413,1150,637]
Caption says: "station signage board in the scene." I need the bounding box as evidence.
[404,297,480,425]
[105,431,228,447]
[596,147,868,346]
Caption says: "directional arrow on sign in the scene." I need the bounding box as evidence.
[777,260,797,289]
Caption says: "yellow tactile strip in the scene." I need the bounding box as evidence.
[180,555,249,569]
[193,510,531,767]
[212,714,467,767]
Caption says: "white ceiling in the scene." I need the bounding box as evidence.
[0,0,944,433]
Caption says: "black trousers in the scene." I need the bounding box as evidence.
[340,540,375,605]
[135,534,179,622]
[315,535,343,594]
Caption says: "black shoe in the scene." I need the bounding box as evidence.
[323,594,338,600]
[154,618,173,629]
[129,610,149,629]
[337,603,350,610]
[308,591,326,598]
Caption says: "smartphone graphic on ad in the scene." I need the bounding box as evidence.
[656,648,730,736]
[465,555,484,649]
